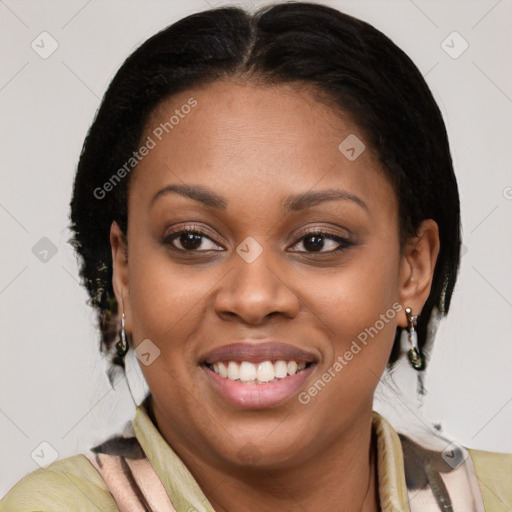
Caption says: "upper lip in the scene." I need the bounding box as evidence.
[200,341,318,365]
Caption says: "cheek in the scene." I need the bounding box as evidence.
[126,242,207,350]
[308,254,401,411]
[308,244,401,339]
[125,251,209,399]
[296,255,401,421]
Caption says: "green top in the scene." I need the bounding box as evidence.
[1,397,511,511]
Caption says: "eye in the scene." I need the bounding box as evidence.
[162,225,354,254]
[288,229,354,253]
[162,226,224,252]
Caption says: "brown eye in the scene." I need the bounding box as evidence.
[289,230,354,253]
[162,228,224,252]
[176,232,204,251]
[302,233,327,252]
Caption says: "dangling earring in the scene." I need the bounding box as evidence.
[405,307,424,371]
[113,313,129,369]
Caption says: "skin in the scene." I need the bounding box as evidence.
[110,79,440,512]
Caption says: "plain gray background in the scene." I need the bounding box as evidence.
[1,0,511,497]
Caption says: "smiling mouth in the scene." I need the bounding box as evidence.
[203,360,315,385]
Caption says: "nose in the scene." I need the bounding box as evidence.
[213,245,301,325]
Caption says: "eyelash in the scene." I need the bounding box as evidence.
[161,225,354,254]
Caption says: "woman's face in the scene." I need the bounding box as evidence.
[112,79,437,470]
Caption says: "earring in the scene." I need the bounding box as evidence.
[113,313,129,369]
[405,307,424,371]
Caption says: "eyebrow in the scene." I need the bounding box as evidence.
[151,184,227,210]
[283,188,368,212]
[150,184,368,212]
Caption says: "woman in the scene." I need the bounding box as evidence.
[1,2,510,511]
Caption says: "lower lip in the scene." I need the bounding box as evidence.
[202,365,315,409]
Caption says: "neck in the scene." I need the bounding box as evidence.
[208,431,379,512]
[148,396,380,512]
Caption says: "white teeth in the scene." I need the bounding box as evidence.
[210,359,309,383]
[287,361,298,376]
[274,360,288,378]
[227,361,239,380]
[257,361,274,383]
[239,361,257,382]
[218,362,228,378]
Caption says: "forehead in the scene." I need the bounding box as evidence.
[129,79,397,223]
[141,79,365,174]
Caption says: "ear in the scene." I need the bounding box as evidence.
[110,221,132,333]
[397,219,440,328]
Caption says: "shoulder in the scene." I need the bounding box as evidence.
[0,453,118,512]
[469,446,512,470]
[468,447,512,506]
